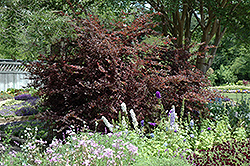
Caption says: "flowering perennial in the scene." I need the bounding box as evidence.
[101,116,113,132]
[156,91,161,99]
[121,102,127,115]
[130,109,138,129]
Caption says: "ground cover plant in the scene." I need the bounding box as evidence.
[0,94,40,117]
[0,91,14,101]
[0,97,249,165]
[190,139,250,166]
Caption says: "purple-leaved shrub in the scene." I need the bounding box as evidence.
[25,2,218,135]
[188,139,250,165]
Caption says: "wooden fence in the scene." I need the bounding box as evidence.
[0,59,31,91]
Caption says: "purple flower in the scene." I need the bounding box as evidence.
[15,107,38,116]
[148,122,156,126]
[126,143,138,155]
[169,107,175,126]
[190,134,194,138]
[140,120,144,127]
[156,91,161,99]
[150,133,155,138]
[14,94,38,101]
[174,129,177,133]
[183,138,186,142]
[103,148,114,158]
[190,119,194,129]
[207,127,211,130]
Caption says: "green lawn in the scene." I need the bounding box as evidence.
[221,93,250,101]
[211,85,250,90]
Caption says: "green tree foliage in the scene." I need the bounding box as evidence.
[211,33,250,83]
[0,0,113,60]
[0,0,73,60]
[92,0,250,74]
[231,47,250,80]
[215,65,237,85]
[211,34,241,71]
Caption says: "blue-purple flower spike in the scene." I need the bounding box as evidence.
[170,106,175,127]
[148,122,156,126]
[156,91,161,99]
[141,120,144,127]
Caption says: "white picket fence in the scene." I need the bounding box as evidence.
[0,59,31,91]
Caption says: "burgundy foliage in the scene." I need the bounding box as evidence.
[189,139,250,165]
[25,8,217,134]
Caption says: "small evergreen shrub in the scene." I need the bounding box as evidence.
[236,80,244,85]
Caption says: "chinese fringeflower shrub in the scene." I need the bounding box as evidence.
[25,6,217,134]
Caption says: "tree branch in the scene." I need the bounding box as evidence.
[191,8,205,30]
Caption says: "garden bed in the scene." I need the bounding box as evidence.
[0,113,41,126]
[0,90,250,165]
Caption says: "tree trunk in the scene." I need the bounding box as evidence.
[196,24,227,74]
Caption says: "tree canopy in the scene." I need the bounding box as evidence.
[82,0,250,73]
[0,0,249,74]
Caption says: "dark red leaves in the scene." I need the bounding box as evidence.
[189,139,250,165]
[25,7,217,136]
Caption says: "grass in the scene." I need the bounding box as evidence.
[221,93,250,101]
[210,85,250,90]
[0,87,250,165]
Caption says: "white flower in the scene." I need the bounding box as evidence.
[130,109,138,129]
[121,102,127,114]
[122,116,128,128]
[101,116,113,132]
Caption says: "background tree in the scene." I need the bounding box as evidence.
[207,32,250,85]
[90,0,250,74]
[0,0,70,60]
[144,0,250,73]
[0,0,114,60]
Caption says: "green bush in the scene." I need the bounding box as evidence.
[214,65,238,86]
[236,80,244,85]
[133,156,192,166]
